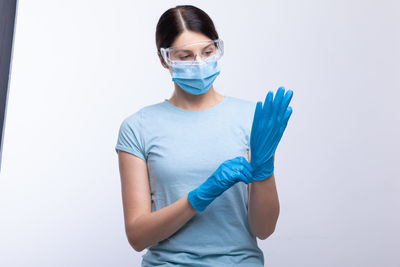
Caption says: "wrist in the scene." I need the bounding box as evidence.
[188,174,229,212]
[188,188,213,212]
[252,165,274,181]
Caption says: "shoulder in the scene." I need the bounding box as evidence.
[122,100,166,126]
[225,95,257,118]
[227,95,256,108]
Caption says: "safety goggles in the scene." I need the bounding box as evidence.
[160,39,224,66]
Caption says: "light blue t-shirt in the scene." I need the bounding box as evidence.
[115,95,264,267]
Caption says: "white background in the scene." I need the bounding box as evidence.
[1,0,399,266]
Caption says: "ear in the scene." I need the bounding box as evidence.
[157,52,169,69]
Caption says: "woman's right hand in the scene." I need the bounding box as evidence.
[188,156,254,212]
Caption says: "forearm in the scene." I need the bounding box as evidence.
[248,173,280,240]
[127,194,197,251]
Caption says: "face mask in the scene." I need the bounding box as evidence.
[171,59,220,95]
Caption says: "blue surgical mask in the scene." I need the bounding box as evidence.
[171,59,220,95]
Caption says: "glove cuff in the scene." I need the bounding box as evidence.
[188,189,214,212]
[252,165,274,181]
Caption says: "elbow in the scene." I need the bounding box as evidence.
[256,224,277,240]
[134,245,145,252]
[128,234,145,252]
[126,227,146,252]
[257,229,274,240]
[249,217,278,240]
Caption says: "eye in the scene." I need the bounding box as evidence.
[203,48,215,56]
[179,55,191,60]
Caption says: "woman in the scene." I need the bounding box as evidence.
[115,5,293,266]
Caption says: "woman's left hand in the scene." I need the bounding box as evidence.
[250,86,293,181]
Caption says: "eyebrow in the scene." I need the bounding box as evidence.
[174,44,214,53]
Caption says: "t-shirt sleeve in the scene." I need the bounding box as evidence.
[115,112,146,161]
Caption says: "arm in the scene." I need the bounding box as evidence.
[247,150,280,240]
[118,150,197,252]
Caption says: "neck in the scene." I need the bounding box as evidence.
[168,84,224,111]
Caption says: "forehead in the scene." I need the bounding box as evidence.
[170,30,213,48]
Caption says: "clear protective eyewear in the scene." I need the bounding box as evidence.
[160,39,224,66]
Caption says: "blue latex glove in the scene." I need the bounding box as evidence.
[188,156,254,212]
[250,86,293,181]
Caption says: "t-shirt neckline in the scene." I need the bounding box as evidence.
[163,95,230,114]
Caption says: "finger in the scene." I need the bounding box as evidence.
[240,167,254,184]
[242,158,254,174]
[280,106,293,135]
[271,87,285,121]
[282,106,293,124]
[233,156,246,163]
[241,166,253,181]
[277,89,293,123]
[261,91,274,126]
[237,156,254,175]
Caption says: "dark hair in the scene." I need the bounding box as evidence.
[155,5,219,53]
